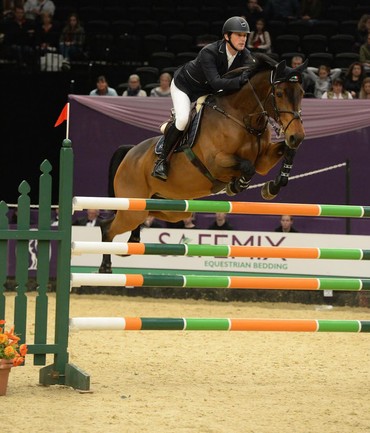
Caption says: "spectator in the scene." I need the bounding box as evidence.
[242,0,266,31]
[291,55,314,94]
[150,72,172,97]
[208,213,234,230]
[167,214,198,229]
[268,0,300,23]
[355,14,370,52]
[35,10,59,55]
[89,75,118,96]
[343,62,366,99]
[299,0,323,24]
[59,12,85,70]
[247,18,271,53]
[359,77,370,99]
[321,78,353,99]
[359,33,370,74]
[3,5,36,68]
[72,209,103,227]
[183,214,197,229]
[24,0,55,23]
[141,216,163,228]
[122,74,147,97]
[2,0,24,21]
[274,215,298,232]
[306,64,342,99]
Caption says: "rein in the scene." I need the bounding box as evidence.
[202,71,303,138]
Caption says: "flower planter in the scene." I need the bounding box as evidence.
[0,359,13,396]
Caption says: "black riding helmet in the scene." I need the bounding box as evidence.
[222,16,250,35]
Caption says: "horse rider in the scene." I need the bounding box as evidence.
[152,16,254,181]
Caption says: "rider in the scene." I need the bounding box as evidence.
[152,16,253,181]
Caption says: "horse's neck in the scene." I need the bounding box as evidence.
[223,71,271,113]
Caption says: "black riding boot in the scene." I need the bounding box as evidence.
[151,124,182,181]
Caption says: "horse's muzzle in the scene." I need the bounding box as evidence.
[285,131,305,149]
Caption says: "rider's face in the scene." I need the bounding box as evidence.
[227,32,248,52]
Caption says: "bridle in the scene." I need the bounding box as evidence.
[203,68,303,138]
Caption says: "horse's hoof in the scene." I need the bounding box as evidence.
[225,183,237,196]
[261,182,277,201]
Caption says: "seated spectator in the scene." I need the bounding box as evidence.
[3,5,36,68]
[2,0,24,21]
[355,14,370,53]
[246,18,271,54]
[268,0,300,23]
[150,72,172,97]
[59,12,85,70]
[242,0,266,31]
[291,55,314,94]
[208,212,234,231]
[359,33,370,74]
[141,216,163,228]
[72,209,103,227]
[122,74,147,97]
[299,0,323,25]
[306,64,342,99]
[35,10,60,55]
[343,62,366,99]
[89,75,118,96]
[183,214,197,229]
[322,78,353,99]
[24,0,55,23]
[274,215,298,232]
[359,77,370,99]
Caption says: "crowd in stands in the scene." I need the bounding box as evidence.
[0,0,369,98]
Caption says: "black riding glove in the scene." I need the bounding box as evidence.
[240,70,251,86]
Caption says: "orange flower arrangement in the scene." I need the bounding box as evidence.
[0,320,28,366]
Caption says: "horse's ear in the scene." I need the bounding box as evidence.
[273,60,287,83]
[294,59,309,75]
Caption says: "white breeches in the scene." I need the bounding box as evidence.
[171,79,191,131]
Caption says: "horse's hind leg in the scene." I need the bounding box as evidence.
[98,211,146,273]
[99,217,114,274]
[261,147,296,200]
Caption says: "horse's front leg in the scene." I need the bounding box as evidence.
[261,146,296,200]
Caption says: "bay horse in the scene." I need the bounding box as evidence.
[99,53,307,273]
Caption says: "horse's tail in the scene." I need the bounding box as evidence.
[107,144,135,197]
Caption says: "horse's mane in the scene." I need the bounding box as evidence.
[223,53,278,80]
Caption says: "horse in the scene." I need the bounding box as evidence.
[99,53,307,273]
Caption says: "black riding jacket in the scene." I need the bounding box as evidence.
[174,39,252,101]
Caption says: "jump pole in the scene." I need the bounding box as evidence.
[70,273,370,291]
[71,241,370,260]
[72,196,370,218]
[69,317,370,333]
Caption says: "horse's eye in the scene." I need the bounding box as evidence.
[276,90,283,98]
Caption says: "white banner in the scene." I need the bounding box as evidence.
[71,227,370,278]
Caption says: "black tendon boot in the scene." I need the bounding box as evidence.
[152,124,182,181]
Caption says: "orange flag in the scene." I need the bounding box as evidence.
[54,103,69,127]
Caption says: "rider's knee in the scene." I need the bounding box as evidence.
[175,116,188,131]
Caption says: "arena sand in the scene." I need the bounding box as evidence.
[3,292,370,433]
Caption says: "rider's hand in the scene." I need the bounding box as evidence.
[240,70,251,86]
